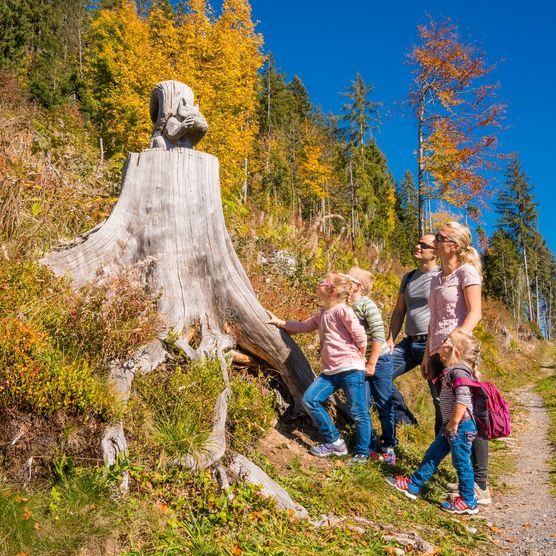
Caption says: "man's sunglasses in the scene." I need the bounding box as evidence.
[417,241,434,250]
[435,232,458,244]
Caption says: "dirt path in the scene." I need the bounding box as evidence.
[483,386,556,555]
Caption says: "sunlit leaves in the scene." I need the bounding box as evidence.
[408,16,505,219]
[84,0,263,193]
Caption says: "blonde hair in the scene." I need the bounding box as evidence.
[443,221,483,279]
[347,267,373,295]
[445,328,481,378]
[327,271,353,303]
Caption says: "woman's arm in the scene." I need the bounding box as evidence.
[461,284,482,333]
[420,323,431,379]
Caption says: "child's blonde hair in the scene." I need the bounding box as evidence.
[327,271,354,303]
[445,328,481,378]
[347,267,373,296]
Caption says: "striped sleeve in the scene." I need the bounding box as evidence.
[358,297,386,344]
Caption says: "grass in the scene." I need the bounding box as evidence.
[0,464,120,556]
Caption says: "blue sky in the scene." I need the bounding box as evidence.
[249,0,555,253]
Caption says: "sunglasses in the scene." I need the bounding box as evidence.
[417,241,435,250]
[435,232,458,244]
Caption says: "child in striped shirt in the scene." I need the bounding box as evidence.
[348,267,397,465]
[386,329,480,515]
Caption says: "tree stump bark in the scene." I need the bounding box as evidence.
[41,80,314,514]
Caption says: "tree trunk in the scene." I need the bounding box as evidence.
[42,80,314,507]
[417,98,425,236]
[523,246,533,321]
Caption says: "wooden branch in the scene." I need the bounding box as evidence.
[227,453,308,519]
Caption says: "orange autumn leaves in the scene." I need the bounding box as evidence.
[85,0,263,193]
[409,17,505,215]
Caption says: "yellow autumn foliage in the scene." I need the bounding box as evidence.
[84,0,263,193]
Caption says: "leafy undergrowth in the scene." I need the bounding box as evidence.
[0,260,161,482]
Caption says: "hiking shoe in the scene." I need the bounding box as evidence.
[474,484,492,505]
[447,482,491,505]
[350,454,368,465]
[369,450,384,462]
[382,447,397,466]
[309,439,348,458]
[441,496,479,515]
[446,482,459,493]
[385,476,418,500]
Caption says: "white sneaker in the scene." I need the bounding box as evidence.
[446,482,492,505]
[474,483,492,505]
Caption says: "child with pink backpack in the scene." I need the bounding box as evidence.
[386,328,507,514]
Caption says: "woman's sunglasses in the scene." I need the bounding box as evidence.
[435,232,458,244]
[417,241,435,250]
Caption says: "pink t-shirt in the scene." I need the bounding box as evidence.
[284,303,367,375]
[428,263,482,355]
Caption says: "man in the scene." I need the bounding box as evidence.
[386,234,439,426]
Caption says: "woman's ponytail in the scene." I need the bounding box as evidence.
[444,222,482,280]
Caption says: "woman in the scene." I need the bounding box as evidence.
[422,221,491,505]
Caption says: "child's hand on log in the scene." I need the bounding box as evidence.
[266,311,285,328]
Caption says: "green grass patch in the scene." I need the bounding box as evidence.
[128,358,225,466]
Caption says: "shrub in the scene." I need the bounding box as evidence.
[57,268,162,366]
[0,317,113,418]
[0,261,161,418]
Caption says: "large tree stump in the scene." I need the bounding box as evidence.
[41,80,314,514]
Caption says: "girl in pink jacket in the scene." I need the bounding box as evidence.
[267,271,371,461]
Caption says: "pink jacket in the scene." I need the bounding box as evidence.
[284,303,367,375]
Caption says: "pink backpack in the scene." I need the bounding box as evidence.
[451,375,511,440]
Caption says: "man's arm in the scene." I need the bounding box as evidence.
[386,293,406,353]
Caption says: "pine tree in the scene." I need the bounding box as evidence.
[338,73,381,151]
[0,0,90,107]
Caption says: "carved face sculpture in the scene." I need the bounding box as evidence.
[177,97,195,119]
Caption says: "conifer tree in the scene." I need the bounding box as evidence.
[494,156,538,322]
[0,0,90,107]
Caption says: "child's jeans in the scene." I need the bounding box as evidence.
[302,369,371,457]
[409,419,478,505]
[366,353,396,451]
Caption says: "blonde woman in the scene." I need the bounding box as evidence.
[422,221,490,504]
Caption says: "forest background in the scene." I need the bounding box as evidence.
[0,1,555,555]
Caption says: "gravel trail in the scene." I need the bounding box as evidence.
[483,386,556,555]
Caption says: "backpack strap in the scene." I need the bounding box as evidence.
[400,268,418,292]
[451,377,481,388]
[442,365,475,389]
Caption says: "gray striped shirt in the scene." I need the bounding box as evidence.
[439,365,474,423]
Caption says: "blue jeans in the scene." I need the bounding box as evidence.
[409,420,478,505]
[366,353,396,450]
[391,337,427,424]
[302,370,371,457]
